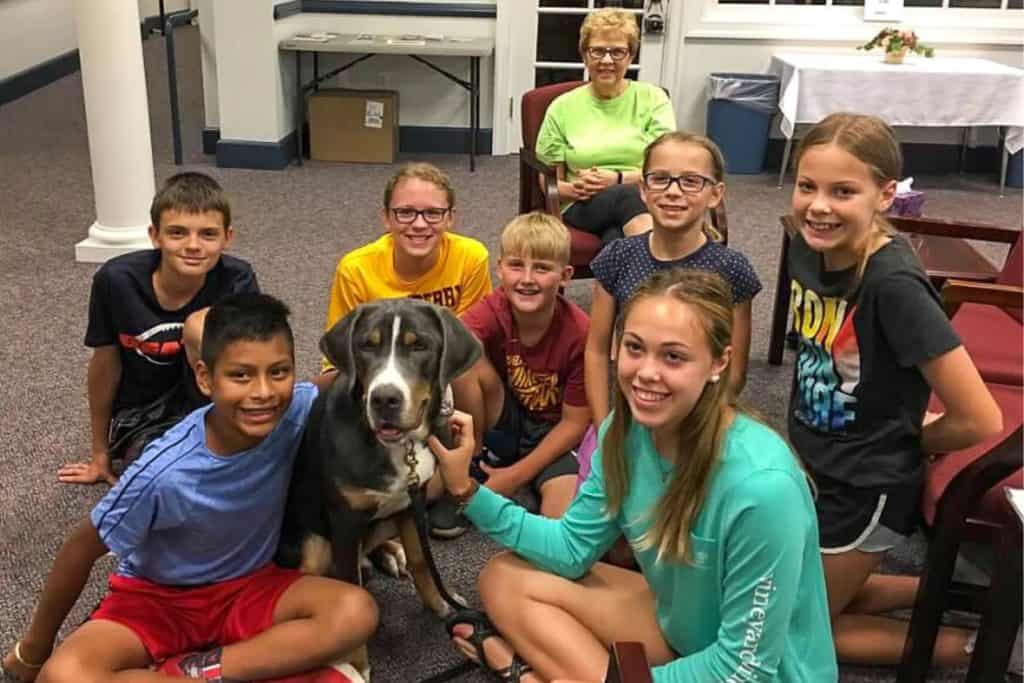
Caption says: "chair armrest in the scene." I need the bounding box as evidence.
[519,147,561,217]
[941,280,1024,318]
[890,217,1021,245]
[604,642,652,683]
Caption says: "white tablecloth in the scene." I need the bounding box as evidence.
[768,53,1024,154]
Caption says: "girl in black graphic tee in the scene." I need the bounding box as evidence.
[786,113,1002,671]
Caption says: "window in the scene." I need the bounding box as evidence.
[718,0,1019,7]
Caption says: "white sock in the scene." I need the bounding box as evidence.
[964,627,1024,675]
[1009,625,1023,676]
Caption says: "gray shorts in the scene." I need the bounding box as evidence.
[476,386,579,494]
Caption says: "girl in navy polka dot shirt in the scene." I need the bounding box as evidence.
[584,132,762,425]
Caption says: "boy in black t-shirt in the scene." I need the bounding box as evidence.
[58,173,258,486]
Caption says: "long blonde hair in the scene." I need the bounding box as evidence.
[603,269,735,564]
[793,112,901,283]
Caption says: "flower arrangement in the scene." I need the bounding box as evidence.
[858,27,935,64]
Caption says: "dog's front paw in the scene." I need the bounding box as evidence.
[370,539,408,579]
[430,590,467,619]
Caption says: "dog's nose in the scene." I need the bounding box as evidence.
[370,385,403,414]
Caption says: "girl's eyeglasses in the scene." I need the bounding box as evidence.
[642,173,718,194]
[389,207,450,224]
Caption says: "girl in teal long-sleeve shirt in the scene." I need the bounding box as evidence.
[429,269,837,683]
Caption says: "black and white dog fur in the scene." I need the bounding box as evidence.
[277,299,480,631]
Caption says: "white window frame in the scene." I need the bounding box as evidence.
[685,0,1024,44]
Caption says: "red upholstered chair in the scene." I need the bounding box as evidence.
[941,231,1023,385]
[898,266,1024,682]
[518,82,728,279]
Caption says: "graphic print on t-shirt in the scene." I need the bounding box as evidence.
[790,280,861,433]
[118,322,184,366]
[506,353,560,413]
[410,284,463,310]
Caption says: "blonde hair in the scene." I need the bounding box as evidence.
[579,8,640,56]
[793,112,901,283]
[383,162,456,209]
[500,212,571,265]
[642,131,726,243]
[603,269,735,564]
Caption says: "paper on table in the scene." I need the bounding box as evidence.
[1005,487,1024,523]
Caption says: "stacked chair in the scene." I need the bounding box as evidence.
[897,220,1023,682]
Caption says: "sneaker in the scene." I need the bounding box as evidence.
[157,651,365,683]
[156,649,237,681]
[429,493,468,539]
[1009,625,1023,676]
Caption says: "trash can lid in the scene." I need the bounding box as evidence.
[708,73,780,83]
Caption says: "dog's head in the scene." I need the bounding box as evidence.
[321,299,480,445]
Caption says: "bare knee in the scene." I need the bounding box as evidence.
[324,585,379,647]
[478,552,530,612]
[38,650,102,683]
[623,213,653,237]
[182,308,208,370]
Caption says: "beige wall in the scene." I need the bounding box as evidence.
[0,0,76,81]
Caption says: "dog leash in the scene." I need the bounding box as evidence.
[404,440,466,613]
[403,440,480,683]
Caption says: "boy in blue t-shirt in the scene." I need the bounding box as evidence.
[3,294,375,683]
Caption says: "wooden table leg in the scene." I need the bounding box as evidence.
[768,230,792,365]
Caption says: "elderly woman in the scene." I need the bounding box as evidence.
[536,8,676,244]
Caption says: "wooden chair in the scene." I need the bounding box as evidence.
[518,81,728,279]
[768,215,1018,365]
[898,267,1024,682]
[604,642,653,683]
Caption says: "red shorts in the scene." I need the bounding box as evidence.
[91,564,305,662]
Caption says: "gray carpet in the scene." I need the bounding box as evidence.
[0,26,1021,683]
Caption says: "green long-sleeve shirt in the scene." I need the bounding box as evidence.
[465,413,837,682]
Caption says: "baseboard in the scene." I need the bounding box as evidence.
[764,139,1006,177]
[274,1,496,20]
[0,50,80,107]
[399,126,493,155]
[208,125,492,168]
[216,133,297,170]
[202,127,221,155]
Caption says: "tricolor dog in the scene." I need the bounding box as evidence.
[277,298,480,621]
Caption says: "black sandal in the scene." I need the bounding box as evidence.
[444,608,534,682]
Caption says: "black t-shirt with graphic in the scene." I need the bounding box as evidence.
[787,233,960,489]
[85,250,259,411]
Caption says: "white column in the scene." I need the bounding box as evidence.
[74,0,156,263]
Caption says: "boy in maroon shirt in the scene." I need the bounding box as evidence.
[435,213,590,535]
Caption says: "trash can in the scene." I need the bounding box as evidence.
[706,73,780,174]
[1006,149,1023,189]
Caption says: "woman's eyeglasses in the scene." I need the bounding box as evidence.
[389,207,450,224]
[585,46,631,62]
[642,172,718,194]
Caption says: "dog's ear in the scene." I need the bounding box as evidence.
[430,305,481,388]
[320,305,366,394]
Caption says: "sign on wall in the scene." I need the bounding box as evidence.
[864,0,904,22]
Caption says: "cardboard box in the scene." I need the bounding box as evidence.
[309,89,399,163]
